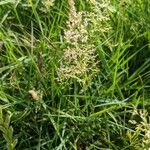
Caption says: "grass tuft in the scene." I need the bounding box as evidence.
[0,0,150,149]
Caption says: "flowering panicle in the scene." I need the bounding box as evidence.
[128,109,150,149]
[42,0,55,9]
[57,0,113,87]
[64,0,88,45]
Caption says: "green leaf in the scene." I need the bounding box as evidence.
[12,139,18,149]
[4,114,11,128]
[0,107,3,123]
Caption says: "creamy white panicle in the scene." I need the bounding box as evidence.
[57,0,112,86]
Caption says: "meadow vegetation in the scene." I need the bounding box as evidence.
[0,0,150,149]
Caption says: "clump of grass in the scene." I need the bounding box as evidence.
[0,0,150,149]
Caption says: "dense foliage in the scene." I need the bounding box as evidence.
[0,0,150,149]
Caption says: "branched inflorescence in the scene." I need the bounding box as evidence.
[57,0,113,87]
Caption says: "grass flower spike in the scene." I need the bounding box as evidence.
[57,0,99,87]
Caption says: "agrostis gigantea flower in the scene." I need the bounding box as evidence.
[57,0,113,86]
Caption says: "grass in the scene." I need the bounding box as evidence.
[0,0,150,149]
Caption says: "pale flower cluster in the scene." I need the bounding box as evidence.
[128,109,150,149]
[86,0,114,35]
[58,45,98,84]
[42,0,55,8]
[64,0,88,44]
[139,110,150,149]
[57,0,101,86]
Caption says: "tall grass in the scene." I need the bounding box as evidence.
[0,0,150,149]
